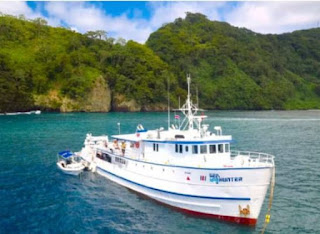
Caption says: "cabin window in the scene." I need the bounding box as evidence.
[209,145,216,154]
[200,145,207,154]
[115,156,126,165]
[175,144,178,153]
[225,144,230,153]
[185,146,189,152]
[179,144,183,153]
[96,152,112,163]
[97,152,112,163]
[218,144,224,153]
[192,145,198,154]
[153,143,159,152]
[104,153,112,163]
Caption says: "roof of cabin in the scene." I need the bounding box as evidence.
[112,130,232,144]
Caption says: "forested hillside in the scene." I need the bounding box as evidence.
[0,14,179,112]
[1,13,320,112]
[147,13,320,110]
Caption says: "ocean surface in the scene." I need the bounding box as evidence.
[0,111,319,233]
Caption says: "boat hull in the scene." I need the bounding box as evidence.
[86,152,273,225]
[56,162,85,176]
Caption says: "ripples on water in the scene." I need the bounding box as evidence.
[0,111,319,233]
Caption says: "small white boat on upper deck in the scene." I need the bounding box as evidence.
[77,75,275,225]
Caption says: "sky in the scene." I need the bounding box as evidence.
[0,1,319,43]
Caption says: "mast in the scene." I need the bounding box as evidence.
[196,86,199,108]
[175,74,205,132]
[186,74,193,130]
[167,75,170,130]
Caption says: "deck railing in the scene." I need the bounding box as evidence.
[231,150,275,165]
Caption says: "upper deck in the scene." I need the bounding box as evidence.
[112,128,232,144]
[86,75,274,169]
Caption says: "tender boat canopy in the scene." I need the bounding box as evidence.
[58,150,73,158]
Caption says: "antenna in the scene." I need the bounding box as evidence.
[117,122,121,134]
[186,74,193,130]
[196,86,199,108]
[187,74,191,101]
[167,75,170,130]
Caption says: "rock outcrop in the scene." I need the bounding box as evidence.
[34,76,111,112]
[112,94,141,112]
[112,94,169,112]
[83,76,111,112]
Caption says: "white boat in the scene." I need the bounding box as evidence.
[57,151,86,175]
[2,110,41,115]
[33,110,41,114]
[77,75,275,225]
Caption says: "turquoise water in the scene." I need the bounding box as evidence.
[0,111,319,233]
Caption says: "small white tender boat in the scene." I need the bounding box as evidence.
[57,151,85,175]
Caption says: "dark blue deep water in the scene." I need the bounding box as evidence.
[1,111,319,233]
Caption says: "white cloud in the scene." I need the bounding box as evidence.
[0,1,41,19]
[225,2,320,34]
[42,2,153,43]
[42,2,226,43]
[148,2,224,29]
[0,1,319,43]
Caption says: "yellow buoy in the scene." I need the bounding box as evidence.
[265,214,270,223]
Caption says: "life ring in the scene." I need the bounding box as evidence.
[135,142,140,148]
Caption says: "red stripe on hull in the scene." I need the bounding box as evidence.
[176,207,257,226]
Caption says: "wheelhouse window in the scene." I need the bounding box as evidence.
[225,144,230,153]
[192,145,198,154]
[185,146,188,152]
[209,145,216,154]
[175,144,183,153]
[153,143,159,152]
[218,144,224,153]
[200,145,207,154]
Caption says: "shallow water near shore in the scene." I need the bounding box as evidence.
[0,111,319,233]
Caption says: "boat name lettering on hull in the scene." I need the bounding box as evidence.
[209,173,243,184]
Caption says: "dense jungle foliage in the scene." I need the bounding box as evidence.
[0,14,179,112]
[147,13,320,110]
[1,13,320,112]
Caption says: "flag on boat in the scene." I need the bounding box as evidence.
[201,112,205,120]
[175,115,180,119]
